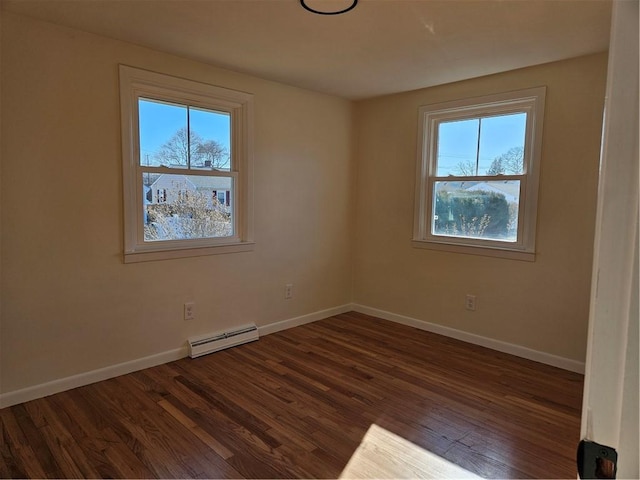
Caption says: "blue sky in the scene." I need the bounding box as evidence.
[138,98,231,165]
[436,112,526,176]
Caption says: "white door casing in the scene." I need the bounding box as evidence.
[580,1,639,478]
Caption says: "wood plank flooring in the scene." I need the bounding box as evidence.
[0,312,584,478]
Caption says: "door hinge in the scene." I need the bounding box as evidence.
[577,439,618,479]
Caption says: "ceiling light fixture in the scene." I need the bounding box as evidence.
[300,0,358,15]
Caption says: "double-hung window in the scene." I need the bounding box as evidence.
[413,87,545,261]
[119,66,254,263]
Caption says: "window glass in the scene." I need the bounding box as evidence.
[139,99,187,167]
[433,180,520,242]
[138,99,231,171]
[435,112,527,177]
[143,174,233,242]
[436,119,479,176]
[189,107,231,171]
[477,113,526,175]
[138,99,234,242]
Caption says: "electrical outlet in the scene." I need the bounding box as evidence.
[465,294,477,311]
[184,302,196,320]
[285,283,293,299]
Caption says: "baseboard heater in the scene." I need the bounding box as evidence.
[188,324,259,358]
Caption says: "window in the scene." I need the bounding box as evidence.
[413,87,545,261]
[119,66,254,263]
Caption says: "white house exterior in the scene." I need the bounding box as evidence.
[147,174,232,210]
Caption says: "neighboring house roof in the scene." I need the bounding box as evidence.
[188,175,232,190]
[435,180,520,203]
[149,174,231,191]
[465,181,519,202]
[142,173,162,187]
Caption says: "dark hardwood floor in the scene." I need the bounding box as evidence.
[0,312,584,478]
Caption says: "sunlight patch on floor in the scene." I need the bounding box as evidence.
[340,424,480,479]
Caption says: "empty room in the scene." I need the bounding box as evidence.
[1,0,638,478]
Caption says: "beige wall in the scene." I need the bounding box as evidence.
[353,53,608,362]
[0,13,354,393]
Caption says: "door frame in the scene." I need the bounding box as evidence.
[580,1,639,477]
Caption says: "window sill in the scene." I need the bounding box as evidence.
[124,241,255,264]
[411,239,535,262]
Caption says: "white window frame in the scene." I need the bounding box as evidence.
[119,65,254,263]
[413,87,546,261]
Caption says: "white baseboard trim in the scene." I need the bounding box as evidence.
[0,347,189,409]
[0,303,353,409]
[258,304,352,337]
[0,302,582,408]
[351,304,585,374]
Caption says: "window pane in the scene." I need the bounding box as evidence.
[139,98,188,167]
[432,180,520,242]
[478,113,527,175]
[189,107,232,171]
[143,173,233,241]
[436,119,479,176]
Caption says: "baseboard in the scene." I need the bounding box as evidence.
[0,347,189,409]
[0,302,582,408]
[0,303,353,409]
[258,304,352,336]
[351,304,585,374]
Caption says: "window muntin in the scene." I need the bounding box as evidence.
[414,88,545,259]
[120,65,253,262]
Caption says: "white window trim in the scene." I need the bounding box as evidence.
[119,65,254,263]
[412,87,546,261]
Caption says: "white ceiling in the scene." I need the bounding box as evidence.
[2,0,612,100]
